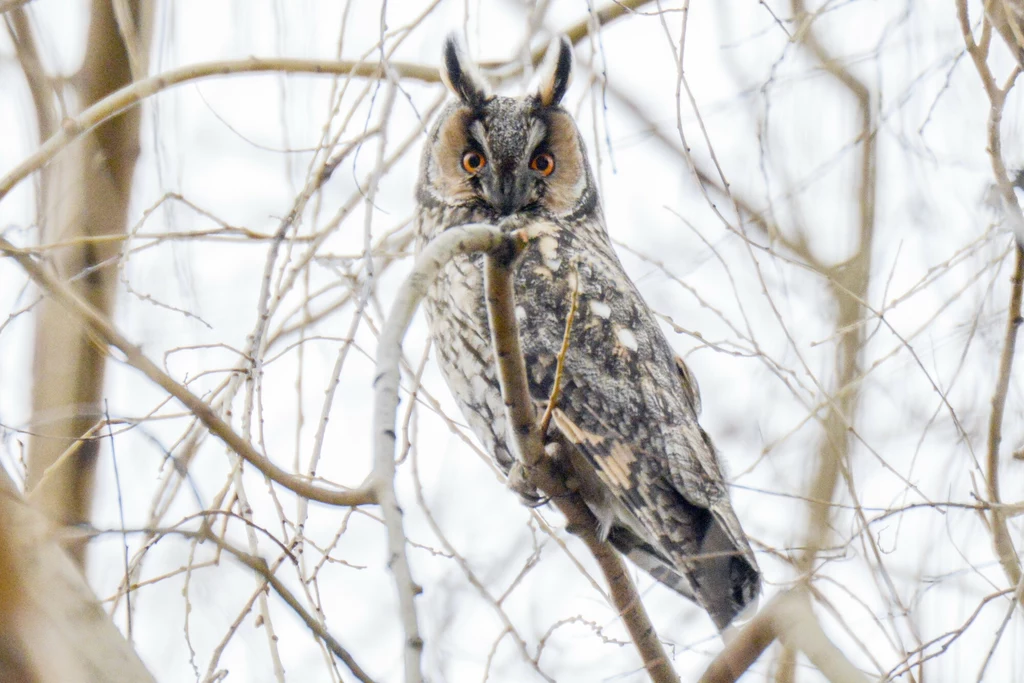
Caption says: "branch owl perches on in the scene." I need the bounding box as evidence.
[415,33,761,632]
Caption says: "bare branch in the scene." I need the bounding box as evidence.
[957,0,1024,593]
[0,235,374,508]
[484,232,679,683]
[155,526,376,683]
[372,224,507,683]
[986,245,1024,589]
[700,592,868,683]
[0,57,438,205]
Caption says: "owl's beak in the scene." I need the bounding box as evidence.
[490,173,529,216]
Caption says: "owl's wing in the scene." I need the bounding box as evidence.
[505,219,759,628]
[539,328,759,630]
[550,401,758,630]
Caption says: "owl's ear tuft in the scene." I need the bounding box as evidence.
[535,36,573,107]
[440,34,491,109]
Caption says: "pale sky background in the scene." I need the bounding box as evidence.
[2,1,1023,681]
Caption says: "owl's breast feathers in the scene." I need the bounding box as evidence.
[420,212,760,630]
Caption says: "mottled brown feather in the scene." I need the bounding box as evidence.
[416,38,761,632]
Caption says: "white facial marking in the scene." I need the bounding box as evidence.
[514,305,526,322]
[571,171,587,197]
[469,120,492,159]
[527,121,546,154]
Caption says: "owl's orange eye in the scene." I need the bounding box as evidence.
[462,151,486,174]
[530,153,555,176]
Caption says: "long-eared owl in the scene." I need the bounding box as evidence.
[414,35,761,631]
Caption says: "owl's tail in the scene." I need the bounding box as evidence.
[608,516,761,632]
[608,525,697,600]
[691,512,761,631]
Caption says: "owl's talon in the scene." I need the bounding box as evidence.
[564,521,587,537]
[507,462,544,506]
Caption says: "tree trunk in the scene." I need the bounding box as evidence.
[0,467,155,682]
[24,0,152,566]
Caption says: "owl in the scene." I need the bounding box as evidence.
[414,35,761,631]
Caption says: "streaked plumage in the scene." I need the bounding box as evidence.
[415,35,760,630]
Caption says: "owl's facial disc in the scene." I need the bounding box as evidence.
[428,34,588,218]
[461,98,549,216]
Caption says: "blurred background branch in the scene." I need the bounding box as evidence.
[958,0,1024,596]
[11,0,153,566]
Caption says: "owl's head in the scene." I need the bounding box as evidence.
[417,36,594,222]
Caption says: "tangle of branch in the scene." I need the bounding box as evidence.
[0,235,373,507]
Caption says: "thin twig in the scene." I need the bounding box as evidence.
[538,265,579,437]
[123,525,376,683]
[104,403,132,641]
[957,0,1024,593]
[0,57,437,203]
[0,235,374,507]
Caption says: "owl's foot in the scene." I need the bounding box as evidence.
[507,462,547,507]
